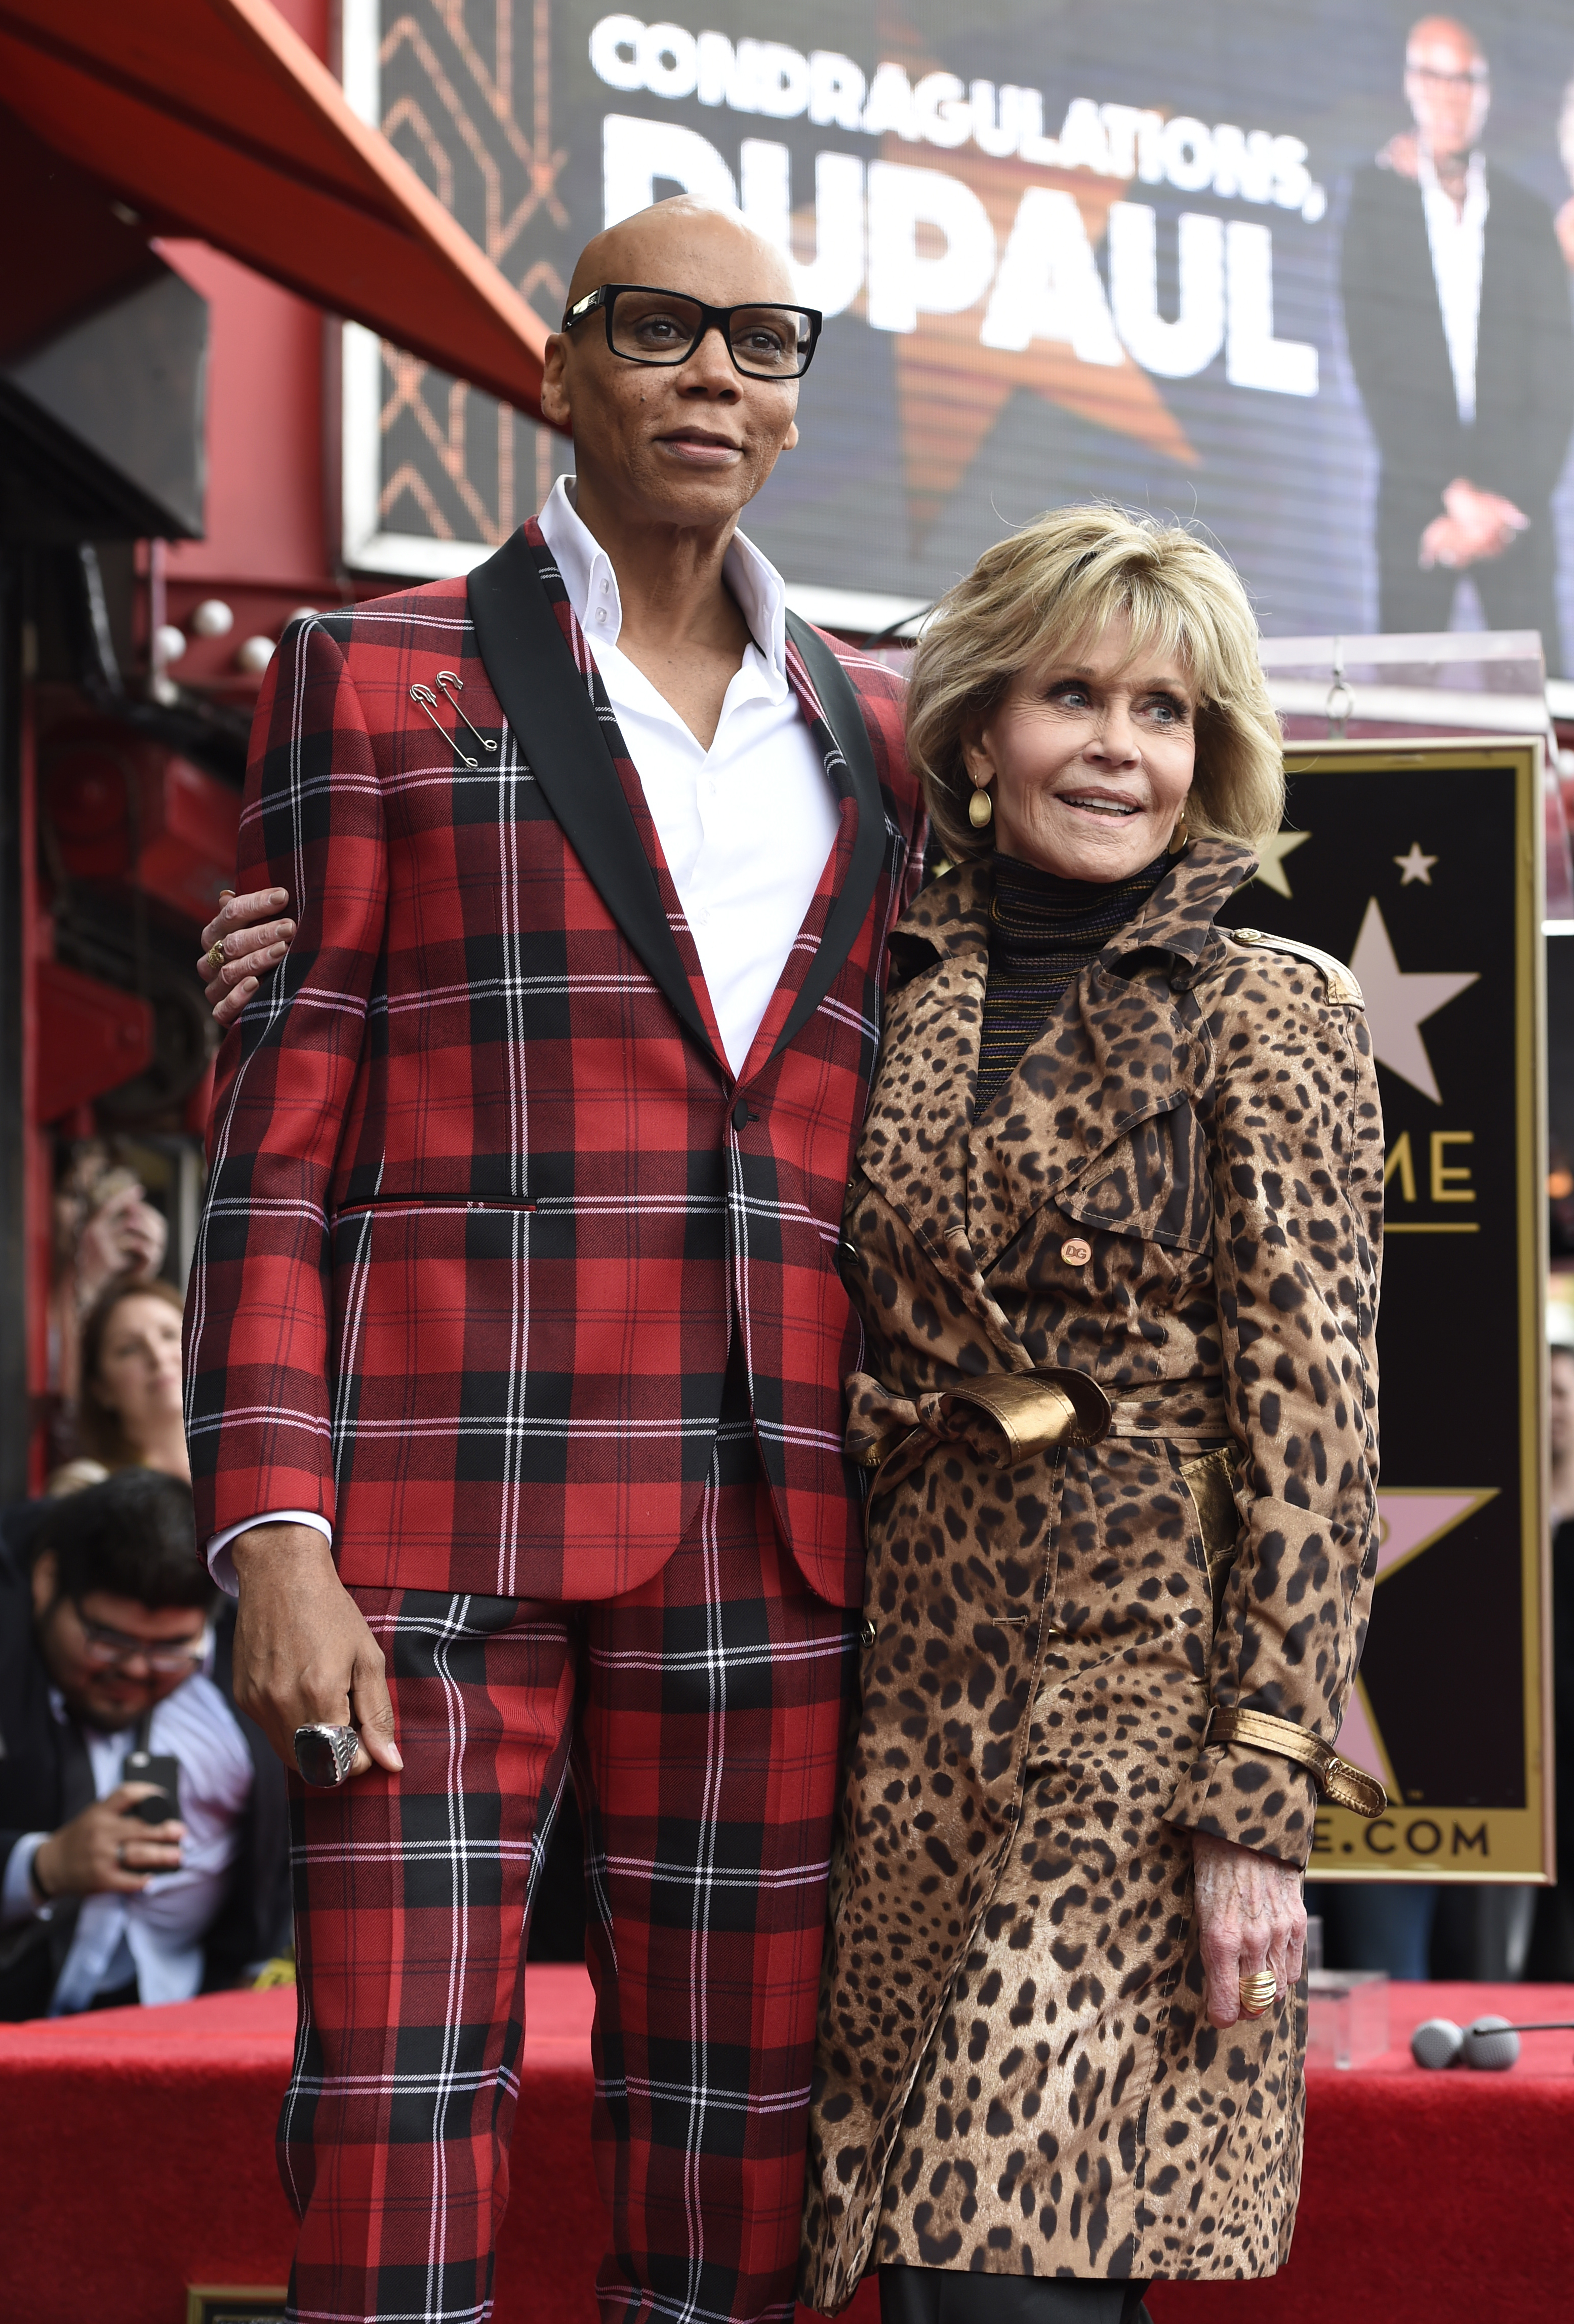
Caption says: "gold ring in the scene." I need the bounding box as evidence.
[207,940,226,975]
[1238,1969,1278,2018]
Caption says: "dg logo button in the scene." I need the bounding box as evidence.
[1060,1237,1093,1267]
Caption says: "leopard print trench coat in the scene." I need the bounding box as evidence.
[799,839,1383,2309]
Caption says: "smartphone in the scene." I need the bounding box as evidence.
[123,1749,181,1826]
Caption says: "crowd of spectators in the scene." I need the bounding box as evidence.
[0,1150,290,2021]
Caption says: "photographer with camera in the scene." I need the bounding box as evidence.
[0,1470,290,2019]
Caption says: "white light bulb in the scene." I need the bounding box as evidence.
[190,598,235,637]
[236,635,276,674]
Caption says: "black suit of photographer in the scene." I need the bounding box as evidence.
[0,1518,291,2021]
[1342,161,1574,666]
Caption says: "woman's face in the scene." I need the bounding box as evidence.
[92,1294,184,1446]
[964,614,1197,884]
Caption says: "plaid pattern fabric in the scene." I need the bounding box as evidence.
[281,1411,857,2324]
[186,526,921,1609]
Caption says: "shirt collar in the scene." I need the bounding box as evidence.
[1416,145,1487,221]
[535,474,789,695]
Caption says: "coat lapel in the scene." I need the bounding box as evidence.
[466,523,720,1064]
[963,839,1258,1269]
[768,616,887,1064]
[861,843,1258,1283]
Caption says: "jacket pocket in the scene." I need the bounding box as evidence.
[1180,1443,1243,1622]
[1054,1100,1212,1253]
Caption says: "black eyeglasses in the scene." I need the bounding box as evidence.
[561,284,822,379]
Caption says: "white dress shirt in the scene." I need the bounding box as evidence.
[1418,146,1488,427]
[1,1672,255,2012]
[536,476,841,1072]
[209,479,841,1584]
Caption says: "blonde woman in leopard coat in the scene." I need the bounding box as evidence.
[800,509,1386,2324]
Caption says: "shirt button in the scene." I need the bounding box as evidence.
[1061,1237,1093,1266]
[594,609,608,624]
[860,1618,877,1648]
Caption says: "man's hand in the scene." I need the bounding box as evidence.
[1420,478,1530,570]
[231,1524,402,1780]
[1191,1828,1306,2030]
[198,888,296,1029]
[33,1787,185,1899]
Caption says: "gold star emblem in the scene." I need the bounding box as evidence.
[1250,827,1312,899]
[1394,842,1438,886]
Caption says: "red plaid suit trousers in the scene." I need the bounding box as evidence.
[280,1395,857,2324]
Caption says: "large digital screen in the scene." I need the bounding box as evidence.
[342,2,1574,667]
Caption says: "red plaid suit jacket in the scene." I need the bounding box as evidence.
[185,524,922,1608]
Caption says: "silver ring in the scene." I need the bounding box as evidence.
[294,1722,359,1787]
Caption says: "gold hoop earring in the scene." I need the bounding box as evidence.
[968,785,993,830]
[1168,810,1189,855]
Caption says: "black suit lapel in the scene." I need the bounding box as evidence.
[771,615,887,1062]
[466,529,718,1062]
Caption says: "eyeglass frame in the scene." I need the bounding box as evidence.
[559,283,823,379]
[67,1597,211,1676]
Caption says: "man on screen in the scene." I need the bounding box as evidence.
[1341,15,1574,666]
[185,196,921,2324]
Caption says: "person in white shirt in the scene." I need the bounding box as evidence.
[0,1471,290,2018]
[1341,14,1574,664]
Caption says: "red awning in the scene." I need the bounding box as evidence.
[0,0,553,421]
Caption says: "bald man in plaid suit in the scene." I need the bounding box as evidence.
[186,201,922,2324]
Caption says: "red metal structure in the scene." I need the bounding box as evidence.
[0,0,553,1493]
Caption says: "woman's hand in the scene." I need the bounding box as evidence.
[74,1181,168,1305]
[197,888,296,1028]
[1191,1829,1306,2029]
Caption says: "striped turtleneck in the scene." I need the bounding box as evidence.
[973,849,1173,1109]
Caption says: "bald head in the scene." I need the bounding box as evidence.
[565,197,795,315]
[1406,14,1483,69]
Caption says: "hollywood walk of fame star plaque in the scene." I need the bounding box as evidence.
[1216,738,1551,1881]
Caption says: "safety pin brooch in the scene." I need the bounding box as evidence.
[437,669,497,753]
[410,683,476,767]
[409,673,497,767]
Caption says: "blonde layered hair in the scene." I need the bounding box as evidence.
[907,505,1285,865]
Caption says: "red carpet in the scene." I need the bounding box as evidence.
[1,1972,1568,2321]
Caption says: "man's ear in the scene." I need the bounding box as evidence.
[30,1549,57,1620]
[539,331,572,433]
[782,419,799,451]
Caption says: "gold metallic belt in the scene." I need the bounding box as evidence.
[1205,1705,1388,1819]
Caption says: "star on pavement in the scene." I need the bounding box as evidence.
[1394,842,1438,886]
[1348,896,1478,1104]
[1250,827,1312,898]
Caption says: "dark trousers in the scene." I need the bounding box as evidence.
[879,2267,1152,2324]
[1376,492,1561,673]
[282,1409,856,2324]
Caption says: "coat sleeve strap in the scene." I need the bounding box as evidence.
[1205,1706,1388,1818]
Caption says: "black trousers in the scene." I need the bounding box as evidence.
[1375,492,1562,674]
[879,2266,1152,2324]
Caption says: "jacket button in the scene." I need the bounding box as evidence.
[859,1617,877,1648]
[732,1097,749,1131]
[1061,1237,1093,1266]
